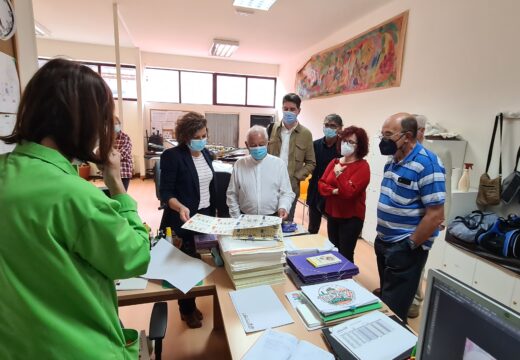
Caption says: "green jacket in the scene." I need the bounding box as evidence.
[0,142,150,359]
[267,121,316,196]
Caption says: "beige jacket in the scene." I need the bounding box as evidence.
[268,121,316,196]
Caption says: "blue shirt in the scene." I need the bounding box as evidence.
[376,142,446,249]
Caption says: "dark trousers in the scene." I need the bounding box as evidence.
[177,206,212,315]
[308,206,323,234]
[287,196,298,223]
[327,216,363,263]
[121,178,130,191]
[374,237,428,322]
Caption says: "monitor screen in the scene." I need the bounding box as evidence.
[417,270,520,360]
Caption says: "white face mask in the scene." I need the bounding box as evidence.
[341,142,355,157]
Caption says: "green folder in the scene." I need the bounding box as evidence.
[162,280,203,289]
[320,301,383,322]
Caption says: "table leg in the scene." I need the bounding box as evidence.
[213,292,224,330]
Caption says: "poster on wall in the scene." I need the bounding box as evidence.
[0,51,20,113]
[295,11,408,100]
[149,109,188,137]
[0,113,16,154]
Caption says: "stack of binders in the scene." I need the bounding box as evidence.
[286,251,359,286]
[218,233,286,289]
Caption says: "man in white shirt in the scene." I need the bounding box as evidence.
[227,125,295,219]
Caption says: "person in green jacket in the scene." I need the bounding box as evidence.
[0,59,151,359]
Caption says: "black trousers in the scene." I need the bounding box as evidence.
[374,237,428,322]
[327,216,363,263]
[308,206,323,234]
[121,178,130,191]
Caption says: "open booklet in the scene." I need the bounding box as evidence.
[242,328,334,360]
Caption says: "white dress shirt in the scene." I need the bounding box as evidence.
[226,154,295,218]
[280,124,296,167]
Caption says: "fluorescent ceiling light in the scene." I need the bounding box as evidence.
[210,39,239,57]
[233,0,277,11]
[34,20,51,37]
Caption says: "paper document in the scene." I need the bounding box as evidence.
[0,114,16,154]
[283,234,336,255]
[242,328,334,360]
[330,311,417,360]
[115,277,148,291]
[229,285,293,333]
[0,52,20,113]
[142,239,215,294]
[182,213,281,235]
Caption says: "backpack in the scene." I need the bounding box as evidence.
[447,211,498,243]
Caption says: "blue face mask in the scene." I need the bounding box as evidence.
[114,125,121,133]
[323,127,337,138]
[249,145,267,161]
[188,138,207,152]
[283,111,298,125]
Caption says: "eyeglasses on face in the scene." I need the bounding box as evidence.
[378,131,404,140]
[343,139,357,145]
[323,123,339,129]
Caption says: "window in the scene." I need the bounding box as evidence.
[100,65,137,100]
[144,68,180,103]
[215,74,246,106]
[247,77,276,107]
[180,71,212,105]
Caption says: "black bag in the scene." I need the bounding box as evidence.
[477,215,520,258]
[447,210,498,243]
[501,145,520,204]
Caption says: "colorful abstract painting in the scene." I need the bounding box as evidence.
[295,11,408,99]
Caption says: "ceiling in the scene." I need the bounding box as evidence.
[32,0,391,64]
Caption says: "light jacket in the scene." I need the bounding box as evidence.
[0,141,150,359]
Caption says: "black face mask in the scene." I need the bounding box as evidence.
[379,138,398,155]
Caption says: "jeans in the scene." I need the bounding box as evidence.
[374,237,428,322]
[327,217,363,263]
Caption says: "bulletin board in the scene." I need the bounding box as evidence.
[0,0,21,154]
[149,109,188,140]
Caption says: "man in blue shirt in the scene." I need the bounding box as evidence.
[375,113,446,322]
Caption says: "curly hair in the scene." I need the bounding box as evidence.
[337,126,369,159]
[175,112,207,145]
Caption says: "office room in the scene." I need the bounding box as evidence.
[1,0,520,359]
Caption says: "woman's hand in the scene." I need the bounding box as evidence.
[99,149,125,196]
[179,205,191,222]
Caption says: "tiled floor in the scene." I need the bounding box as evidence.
[109,178,423,359]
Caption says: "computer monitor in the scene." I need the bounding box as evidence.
[416,270,520,360]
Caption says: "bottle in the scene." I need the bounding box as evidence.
[165,227,173,244]
[458,163,473,192]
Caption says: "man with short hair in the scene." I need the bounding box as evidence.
[227,125,295,219]
[267,93,316,221]
[306,114,343,234]
[375,113,446,322]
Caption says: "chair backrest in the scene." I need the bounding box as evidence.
[299,175,311,202]
[154,160,161,201]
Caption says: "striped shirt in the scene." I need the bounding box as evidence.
[376,142,446,249]
[192,154,213,210]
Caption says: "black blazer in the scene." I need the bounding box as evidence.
[159,144,216,235]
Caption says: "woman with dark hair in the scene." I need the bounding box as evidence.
[318,126,370,263]
[0,59,150,358]
[159,111,216,328]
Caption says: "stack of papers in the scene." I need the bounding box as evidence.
[286,251,359,285]
[243,329,334,360]
[219,235,286,289]
[294,279,382,327]
[283,234,336,255]
[182,213,282,235]
[328,311,417,360]
[229,285,293,333]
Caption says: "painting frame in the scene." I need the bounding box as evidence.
[295,11,409,99]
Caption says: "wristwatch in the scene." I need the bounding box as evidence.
[407,238,419,250]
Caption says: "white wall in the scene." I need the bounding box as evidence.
[278,0,520,193]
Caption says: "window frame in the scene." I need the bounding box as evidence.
[214,73,276,108]
[144,66,181,104]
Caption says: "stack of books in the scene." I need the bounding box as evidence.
[286,251,359,287]
[218,234,286,289]
[294,279,382,328]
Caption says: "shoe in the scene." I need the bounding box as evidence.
[181,311,202,328]
[372,288,381,298]
[408,303,420,319]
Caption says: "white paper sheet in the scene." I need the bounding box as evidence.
[115,277,148,291]
[142,239,215,294]
[229,285,293,333]
[242,329,334,360]
[182,213,282,235]
[331,311,417,360]
[0,113,15,154]
[0,52,20,113]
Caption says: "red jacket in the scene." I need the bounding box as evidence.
[318,158,370,220]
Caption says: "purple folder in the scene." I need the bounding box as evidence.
[194,234,218,250]
[286,251,359,283]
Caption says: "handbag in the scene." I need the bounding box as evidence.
[501,145,520,204]
[476,113,503,207]
[447,210,498,243]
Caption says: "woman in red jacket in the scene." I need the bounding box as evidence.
[318,126,370,263]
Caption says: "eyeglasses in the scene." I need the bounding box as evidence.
[323,123,339,129]
[378,132,404,140]
[344,139,357,145]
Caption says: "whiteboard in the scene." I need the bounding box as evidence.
[150,109,188,139]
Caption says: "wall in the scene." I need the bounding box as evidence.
[37,39,280,175]
[278,0,520,192]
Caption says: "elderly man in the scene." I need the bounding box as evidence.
[375,113,446,322]
[227,125,295,219]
